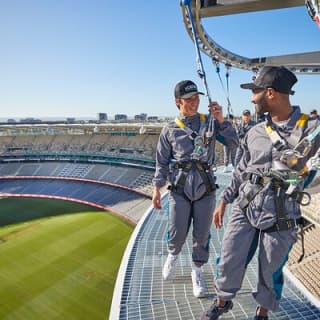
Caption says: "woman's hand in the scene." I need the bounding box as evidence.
[208,101,224,123]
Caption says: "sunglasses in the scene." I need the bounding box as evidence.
[251,88,266,94]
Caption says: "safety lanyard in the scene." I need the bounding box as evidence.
[214,61,233,116]
[306,0,320,27]
[182,0,214,138]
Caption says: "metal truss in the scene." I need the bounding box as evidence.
[181,0,320,74]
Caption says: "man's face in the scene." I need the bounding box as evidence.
[176,94,200,117]
[251,88,269,115]
[242,114,250,124]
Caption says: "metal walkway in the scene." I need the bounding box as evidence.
[110,168,320,319]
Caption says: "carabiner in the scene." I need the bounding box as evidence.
[297,192,311,206]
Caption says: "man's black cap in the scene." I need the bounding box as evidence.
[240,66,297,95]
[242,109,251,115]
[174,80,204,99]
[310,109,318,114]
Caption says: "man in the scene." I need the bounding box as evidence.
[222,114,239,172]
[310,109,320,120]
[234,109,256,165]
[201,66,320,319]
[152,80,238,298]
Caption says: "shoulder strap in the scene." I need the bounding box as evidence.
[199,113,206,122]
[265,113,308,151]
[289,113,309,146]
[175,113,207,140]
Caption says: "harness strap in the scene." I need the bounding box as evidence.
[175,113,207,140]
[170,161,215,196]
[248,173,306,262]
[263,216,305,263]
[175,113,209,159]
[248,173,310,205]
[274,186,287,220]
[264,113,308,152]
[291,113,309,146]
[265,124,287,151]
[263,217,303,233]
[173,164,188,194]
[195,162,216,194]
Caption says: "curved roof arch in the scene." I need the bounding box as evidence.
[181,0,320,74]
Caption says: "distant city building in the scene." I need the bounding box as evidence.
[115,114,128,121]
[134,113,147,121]
[147,116,158,121]
[66,117,76,123]
[98,113,108,121]
[20,118,42,124]
[7,119,16,123]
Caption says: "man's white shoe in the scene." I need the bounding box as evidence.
[162,254,178,280]
[191,269,207,298]
[223,166,228,173]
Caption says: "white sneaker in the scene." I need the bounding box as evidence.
[223,166,228,173]
[162,254,178,280]
[191,269,207,298]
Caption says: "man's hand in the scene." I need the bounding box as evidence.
[152,187,162,209]
[213,200,227,228]
[208,102,224,124]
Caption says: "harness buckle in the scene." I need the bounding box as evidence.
[249,173,262,185]
[286,220,293,229]
[273,139,287,151]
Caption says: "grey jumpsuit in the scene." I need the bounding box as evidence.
[153,113,238,264]
[215,106,320,311]
[234,119,256,165]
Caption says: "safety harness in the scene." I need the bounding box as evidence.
[245,171,306,262]
[248,113,315,262]
[175,113,208,158]
[169,161,216,196]
[169,113,216,197]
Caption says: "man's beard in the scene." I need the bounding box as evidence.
[255,93,269,115]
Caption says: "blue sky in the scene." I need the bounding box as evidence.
[0,1,319,120]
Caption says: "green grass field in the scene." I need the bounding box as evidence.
[0,197,134,320]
